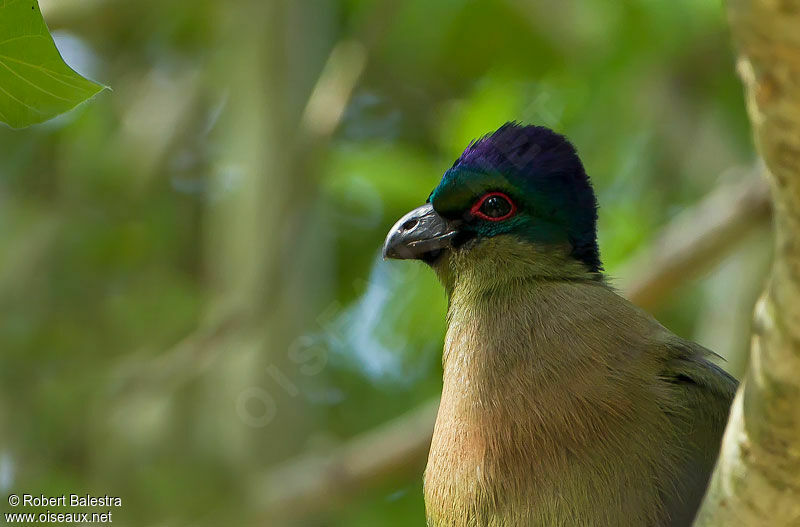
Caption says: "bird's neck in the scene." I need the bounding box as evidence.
[433,236,607,394]
[432,237,616,444]
[425,266,666,526]
[433,235,600,296]
[438,276,620,444]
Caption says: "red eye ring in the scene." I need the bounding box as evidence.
[470,191,517,222]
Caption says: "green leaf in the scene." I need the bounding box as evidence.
[0,0,106,128]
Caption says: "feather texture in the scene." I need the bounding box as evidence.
[424,236,736,527]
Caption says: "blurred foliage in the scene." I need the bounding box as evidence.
[0,0,105,128]
[0,1,766,526]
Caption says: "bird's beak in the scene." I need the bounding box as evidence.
[383,203,460,261]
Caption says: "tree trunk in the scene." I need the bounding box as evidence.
[694,1,800,524]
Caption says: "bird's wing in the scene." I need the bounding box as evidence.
[658,338,738,526]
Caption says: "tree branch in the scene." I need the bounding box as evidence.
[694,1,800,524]
[619,175,771,310]
[253,399,440,523]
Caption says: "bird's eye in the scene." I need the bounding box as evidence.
[471,192,516,221]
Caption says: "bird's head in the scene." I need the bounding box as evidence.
[383,123,602,289]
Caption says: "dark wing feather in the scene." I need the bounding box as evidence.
[659,339,737,526]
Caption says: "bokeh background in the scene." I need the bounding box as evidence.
[0,0,771,525]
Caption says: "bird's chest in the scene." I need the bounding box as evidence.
[424,397,664,527]
[423,324,666,527]
[424,386,537,527]
[423,372,573,526]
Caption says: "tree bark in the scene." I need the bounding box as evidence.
[694,1,800,524]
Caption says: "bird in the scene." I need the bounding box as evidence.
[382,123,737,527]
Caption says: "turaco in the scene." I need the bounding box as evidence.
[382,123,736,527]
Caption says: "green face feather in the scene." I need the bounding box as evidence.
[428,123,601,272]
[430,167,571,249]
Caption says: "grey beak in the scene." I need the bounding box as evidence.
[383,203,460,261]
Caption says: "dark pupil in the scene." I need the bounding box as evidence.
[481,196,511,218]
